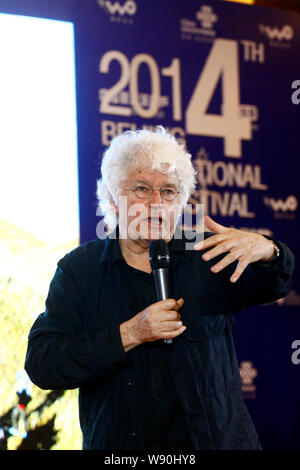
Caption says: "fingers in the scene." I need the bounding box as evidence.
[137,298,186,343]
[194,217,233,251]
[153,298,186,337]
[163,307,183,321]
[155,297,184,311]
[201,240,235,261]
[194,233,227,251]
[204,215,228,234]
[194,215,229,251]
[230,256,249,283]
[160,311,181,322]
[160,324,187,340]
[148,298,184,324]
[159,319,183,332]
[159,298,186,336]
[194,223,256,282]
[175,297,184,310]
[209,246,247,273]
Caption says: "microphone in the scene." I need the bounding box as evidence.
[149,239,173,344]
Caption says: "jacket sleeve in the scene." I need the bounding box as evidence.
[196,233,295,316]
[221,236,295,313]
[24,260,131,391]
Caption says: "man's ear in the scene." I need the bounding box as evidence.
[111,199,119,215]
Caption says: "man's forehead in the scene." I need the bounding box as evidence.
[128,167,179,184]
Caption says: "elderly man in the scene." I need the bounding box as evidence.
[25,127,294,450]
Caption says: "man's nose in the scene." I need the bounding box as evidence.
[148,188,163,204]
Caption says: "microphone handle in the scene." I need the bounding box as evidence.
[153,268,173,345]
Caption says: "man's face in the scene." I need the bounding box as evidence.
[116,167,181,242]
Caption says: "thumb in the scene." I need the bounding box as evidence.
[176,298,184,309]
[204,215,227,234]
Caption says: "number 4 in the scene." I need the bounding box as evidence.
[186,39,252,158]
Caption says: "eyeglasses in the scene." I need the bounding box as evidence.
[123,184,180,202]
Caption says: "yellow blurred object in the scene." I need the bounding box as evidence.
[0,217,81,450]
[223,0,255,5]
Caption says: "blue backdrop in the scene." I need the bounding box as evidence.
[73,0,300,450]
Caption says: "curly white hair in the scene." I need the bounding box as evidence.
[96,126,196,231]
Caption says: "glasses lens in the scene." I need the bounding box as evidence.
[133,184,179,201]
[162,188,177,201]
[134,185,152,198]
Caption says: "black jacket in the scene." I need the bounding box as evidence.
[24,230,294,450]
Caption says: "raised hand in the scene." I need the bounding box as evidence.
[194,215,276,283]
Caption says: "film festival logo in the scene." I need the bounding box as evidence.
[258,23,294,48]
[97,0,137,24]
[96,198,205,250]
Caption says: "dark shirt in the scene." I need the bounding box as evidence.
[120,260,191,449]
[24,229,295,450]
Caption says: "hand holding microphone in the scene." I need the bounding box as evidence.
[149,239,183,345]
[128,298,186,346]
[120,297,185,352]
[120,240,186,351]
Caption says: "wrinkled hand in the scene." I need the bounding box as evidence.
[131,298,186,344]
[194,216,276,283]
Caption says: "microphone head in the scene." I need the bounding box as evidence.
[149,239,170,270]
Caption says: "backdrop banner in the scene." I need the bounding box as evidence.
[73,0,300,450]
